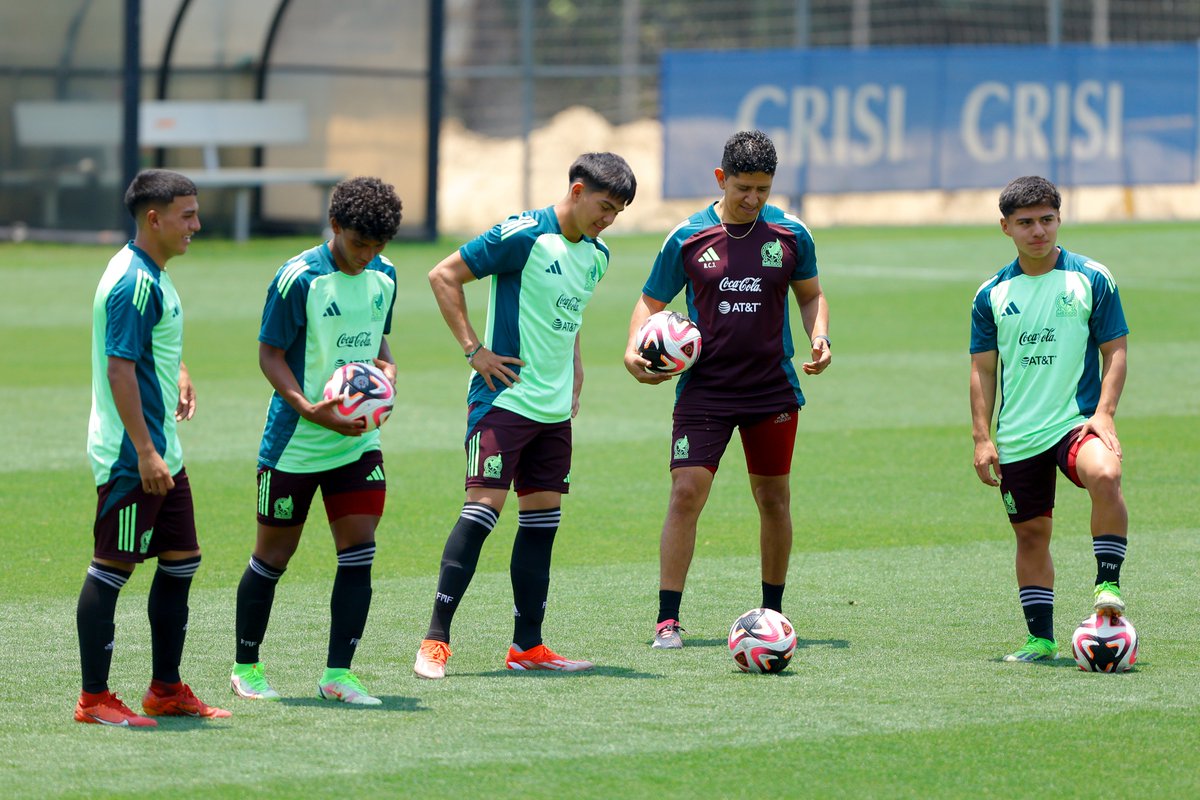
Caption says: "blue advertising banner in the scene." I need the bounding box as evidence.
[662,45,1198,196]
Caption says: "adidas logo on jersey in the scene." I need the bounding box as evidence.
[697,247,721,267]
[545,260,563,275]
[323,302,342,317]
[1000,301,1021,317]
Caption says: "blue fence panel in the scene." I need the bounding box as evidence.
[661,45,1198,197]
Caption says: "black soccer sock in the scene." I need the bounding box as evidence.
[762,581,785,613]
[510,508,560,651]
[328,542,375,669]
[235,554,285,665]
[426,502,499,642]
[1093,534,1127,585]
[147,555,200,684]
[77,562,130,694]
[1019,585,1055,642]
[658,591,683,624]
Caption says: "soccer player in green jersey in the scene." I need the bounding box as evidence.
[75,169,231,727]
[970,175,1130,663]
[412,153,637,679]
[230,177,402,705]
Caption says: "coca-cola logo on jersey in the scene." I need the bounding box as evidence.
[718,276,763,293]
[337,332,373,348]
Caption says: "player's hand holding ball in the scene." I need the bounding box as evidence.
[320,361,396,435]
[627,310,702,383]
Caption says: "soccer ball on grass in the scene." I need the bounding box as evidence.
[728,608,796,674]
[323,361,395,432]
[635,310,702,375]
[1071,613,1137,672]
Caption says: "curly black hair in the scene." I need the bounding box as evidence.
[124,169,197,219]
[999,176,1061,217]
[721,130,778,177]
[328,176,403,242]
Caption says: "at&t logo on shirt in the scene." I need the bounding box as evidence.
[718,301,763,314]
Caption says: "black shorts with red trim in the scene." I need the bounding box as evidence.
[257,450,386,527]
[998,426,1096,523]
[669,407,799,476]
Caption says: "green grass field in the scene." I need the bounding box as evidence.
[1,221,1197,798]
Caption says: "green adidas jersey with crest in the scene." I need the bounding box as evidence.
[258,242,397,473]
[460,205,609,425]
[88,243,185,486]
[970,247,1128,463]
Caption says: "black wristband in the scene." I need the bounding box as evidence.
[465,343,483,360]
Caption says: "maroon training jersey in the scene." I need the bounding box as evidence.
[642,202,818,413]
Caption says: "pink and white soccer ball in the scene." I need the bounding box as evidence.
[1071,613,1138,673]
[728,608,797,674]
[635,310,702,375]
[323,361,395,432]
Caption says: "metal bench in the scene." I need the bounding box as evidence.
[13,100,344,241]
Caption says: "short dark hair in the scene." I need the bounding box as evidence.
[568,152,637,205]
[721,130,777,177]
[999,176,1061,217]
[124,169,197,219]
[329,176,403,242]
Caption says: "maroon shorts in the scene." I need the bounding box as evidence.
[998,426,1097,523]
[257,450,386,527]
[669,407,799,476]
[464,406,571,495]
[93,468,199,563]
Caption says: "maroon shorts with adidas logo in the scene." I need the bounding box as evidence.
[256,450,386,527]
[669,407,799,475]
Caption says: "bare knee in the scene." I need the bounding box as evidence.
[1084,462,1123,502]
[1012,517,1052,551]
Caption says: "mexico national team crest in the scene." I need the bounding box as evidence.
[1055,291,1079,317]
[483,455,503,479]
[761,239,783,268]
[274,496,294,520]
[673,436,690,460]
[371,291,386,321]
[585,265,600,291]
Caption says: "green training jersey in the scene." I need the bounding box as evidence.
[459,205,610,426]
[88,243,185,485]
[970,247,1128,463]
[258,242,397,473]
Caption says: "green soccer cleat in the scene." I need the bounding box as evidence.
[1003,634,1059,662]
[230,662,281,701]
[1093,581,1126,616]
[317,668,382,706]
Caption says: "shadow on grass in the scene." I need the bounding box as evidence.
[142,717,234,733]
[278,695,428,711]
[796,638,851,650]
[463,666,662,680]
[669,637,727,648]
[989,655,1079,668]
[653,637,851,649]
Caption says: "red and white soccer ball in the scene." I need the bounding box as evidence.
[1071,613,1138,673]
[728,608,797,674]
[635,310,702,375]
[323,361,395,432]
